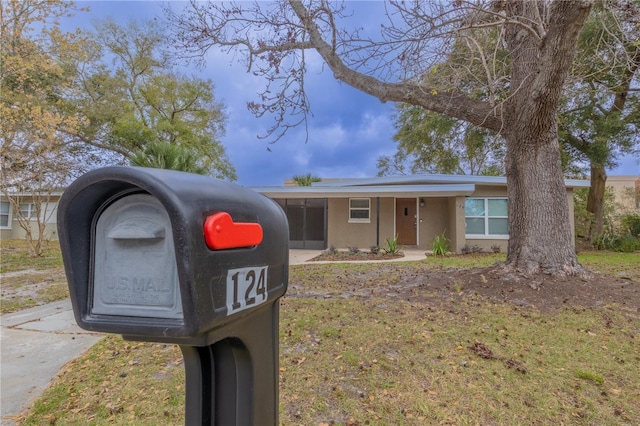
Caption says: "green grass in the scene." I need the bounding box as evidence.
[5,240,638,424]
[0,240,68,313]
[0,239,63,273]
[22,337,185,425]
[578,252,640,281]
[21,295,640,425]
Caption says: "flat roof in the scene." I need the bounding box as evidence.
[310,174,590,188]
[251,184,477,199]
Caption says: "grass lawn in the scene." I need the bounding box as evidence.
[0,240,68,313]
[8,240,637,425]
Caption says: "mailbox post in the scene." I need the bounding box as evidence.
[57,166,288,425]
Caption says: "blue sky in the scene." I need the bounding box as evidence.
[65,1,637,186]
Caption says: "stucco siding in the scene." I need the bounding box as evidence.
[418,198,448,248]
[4,222,59,241]
[460,239,508,253]
[448,197,466,253]
[327,198,374,249]
[469,185,508,197]
[326,197,396,249]
[0,199,60,241]
[378,198,396,247]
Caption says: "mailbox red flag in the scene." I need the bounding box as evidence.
[203,212,263,250]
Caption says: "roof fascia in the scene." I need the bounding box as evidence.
[312,174,507,187]
[312,175,591,188]
[251,184,476,198]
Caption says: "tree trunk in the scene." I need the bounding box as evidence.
[586,166,607,241]
[501,0,591,276]
[504,123,584,275]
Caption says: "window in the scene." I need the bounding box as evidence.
[19,203,36,220]
[0,201,9,228]
[349,198,370,223]
[465,198,508,237]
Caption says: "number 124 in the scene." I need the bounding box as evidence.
[226,266,268,314]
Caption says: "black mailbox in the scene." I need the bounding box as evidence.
[57,166,288,425]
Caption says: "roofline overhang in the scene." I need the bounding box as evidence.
[251,184,476,199]
[310,174,590,188]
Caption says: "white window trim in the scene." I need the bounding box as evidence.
[0,201,12,229]
[348,198,371,223]
[465,197,509,239]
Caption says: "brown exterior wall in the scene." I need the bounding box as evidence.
[327,197,395,249]
[448,197,466,253]
[418,197,448,249]
[469,185,508,197]
[378,198,396,245]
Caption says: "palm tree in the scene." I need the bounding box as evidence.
[130,142,208,175]
[292,173,321,186]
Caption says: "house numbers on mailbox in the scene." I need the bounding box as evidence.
[226,266,268,314]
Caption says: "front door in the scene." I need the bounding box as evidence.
[396,198,417,245]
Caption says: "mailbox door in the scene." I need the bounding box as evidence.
[92,193,183,320]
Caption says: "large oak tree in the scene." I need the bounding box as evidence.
[170,0,596,275]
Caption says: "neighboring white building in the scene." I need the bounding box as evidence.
[0,193,61,241]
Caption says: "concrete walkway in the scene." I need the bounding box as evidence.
[0,249,425,424]
[1,299,103,425]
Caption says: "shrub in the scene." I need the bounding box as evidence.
[573,187,617,239]
[593,232,617,251]
[327,245,338,255]
[370,245,380,254]
[461,244,483,255]
[621,213,640,237]
[593,231,640,253]
[382,234,400,255]
[491,244,501,254]
[615,235,640,253]
[348,246,360,254]
[431,231,449,257]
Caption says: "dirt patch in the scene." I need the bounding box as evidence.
[0,268,54,279]
[289,262,640,316]
[446,266,639,314]
[0,268,68,313]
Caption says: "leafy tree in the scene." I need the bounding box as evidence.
[378,105,505,176]
[0,0,89,256]
[69,19,236,180]
[559,0,640,241]
[169,0,595,276]
[292,173,322,186]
